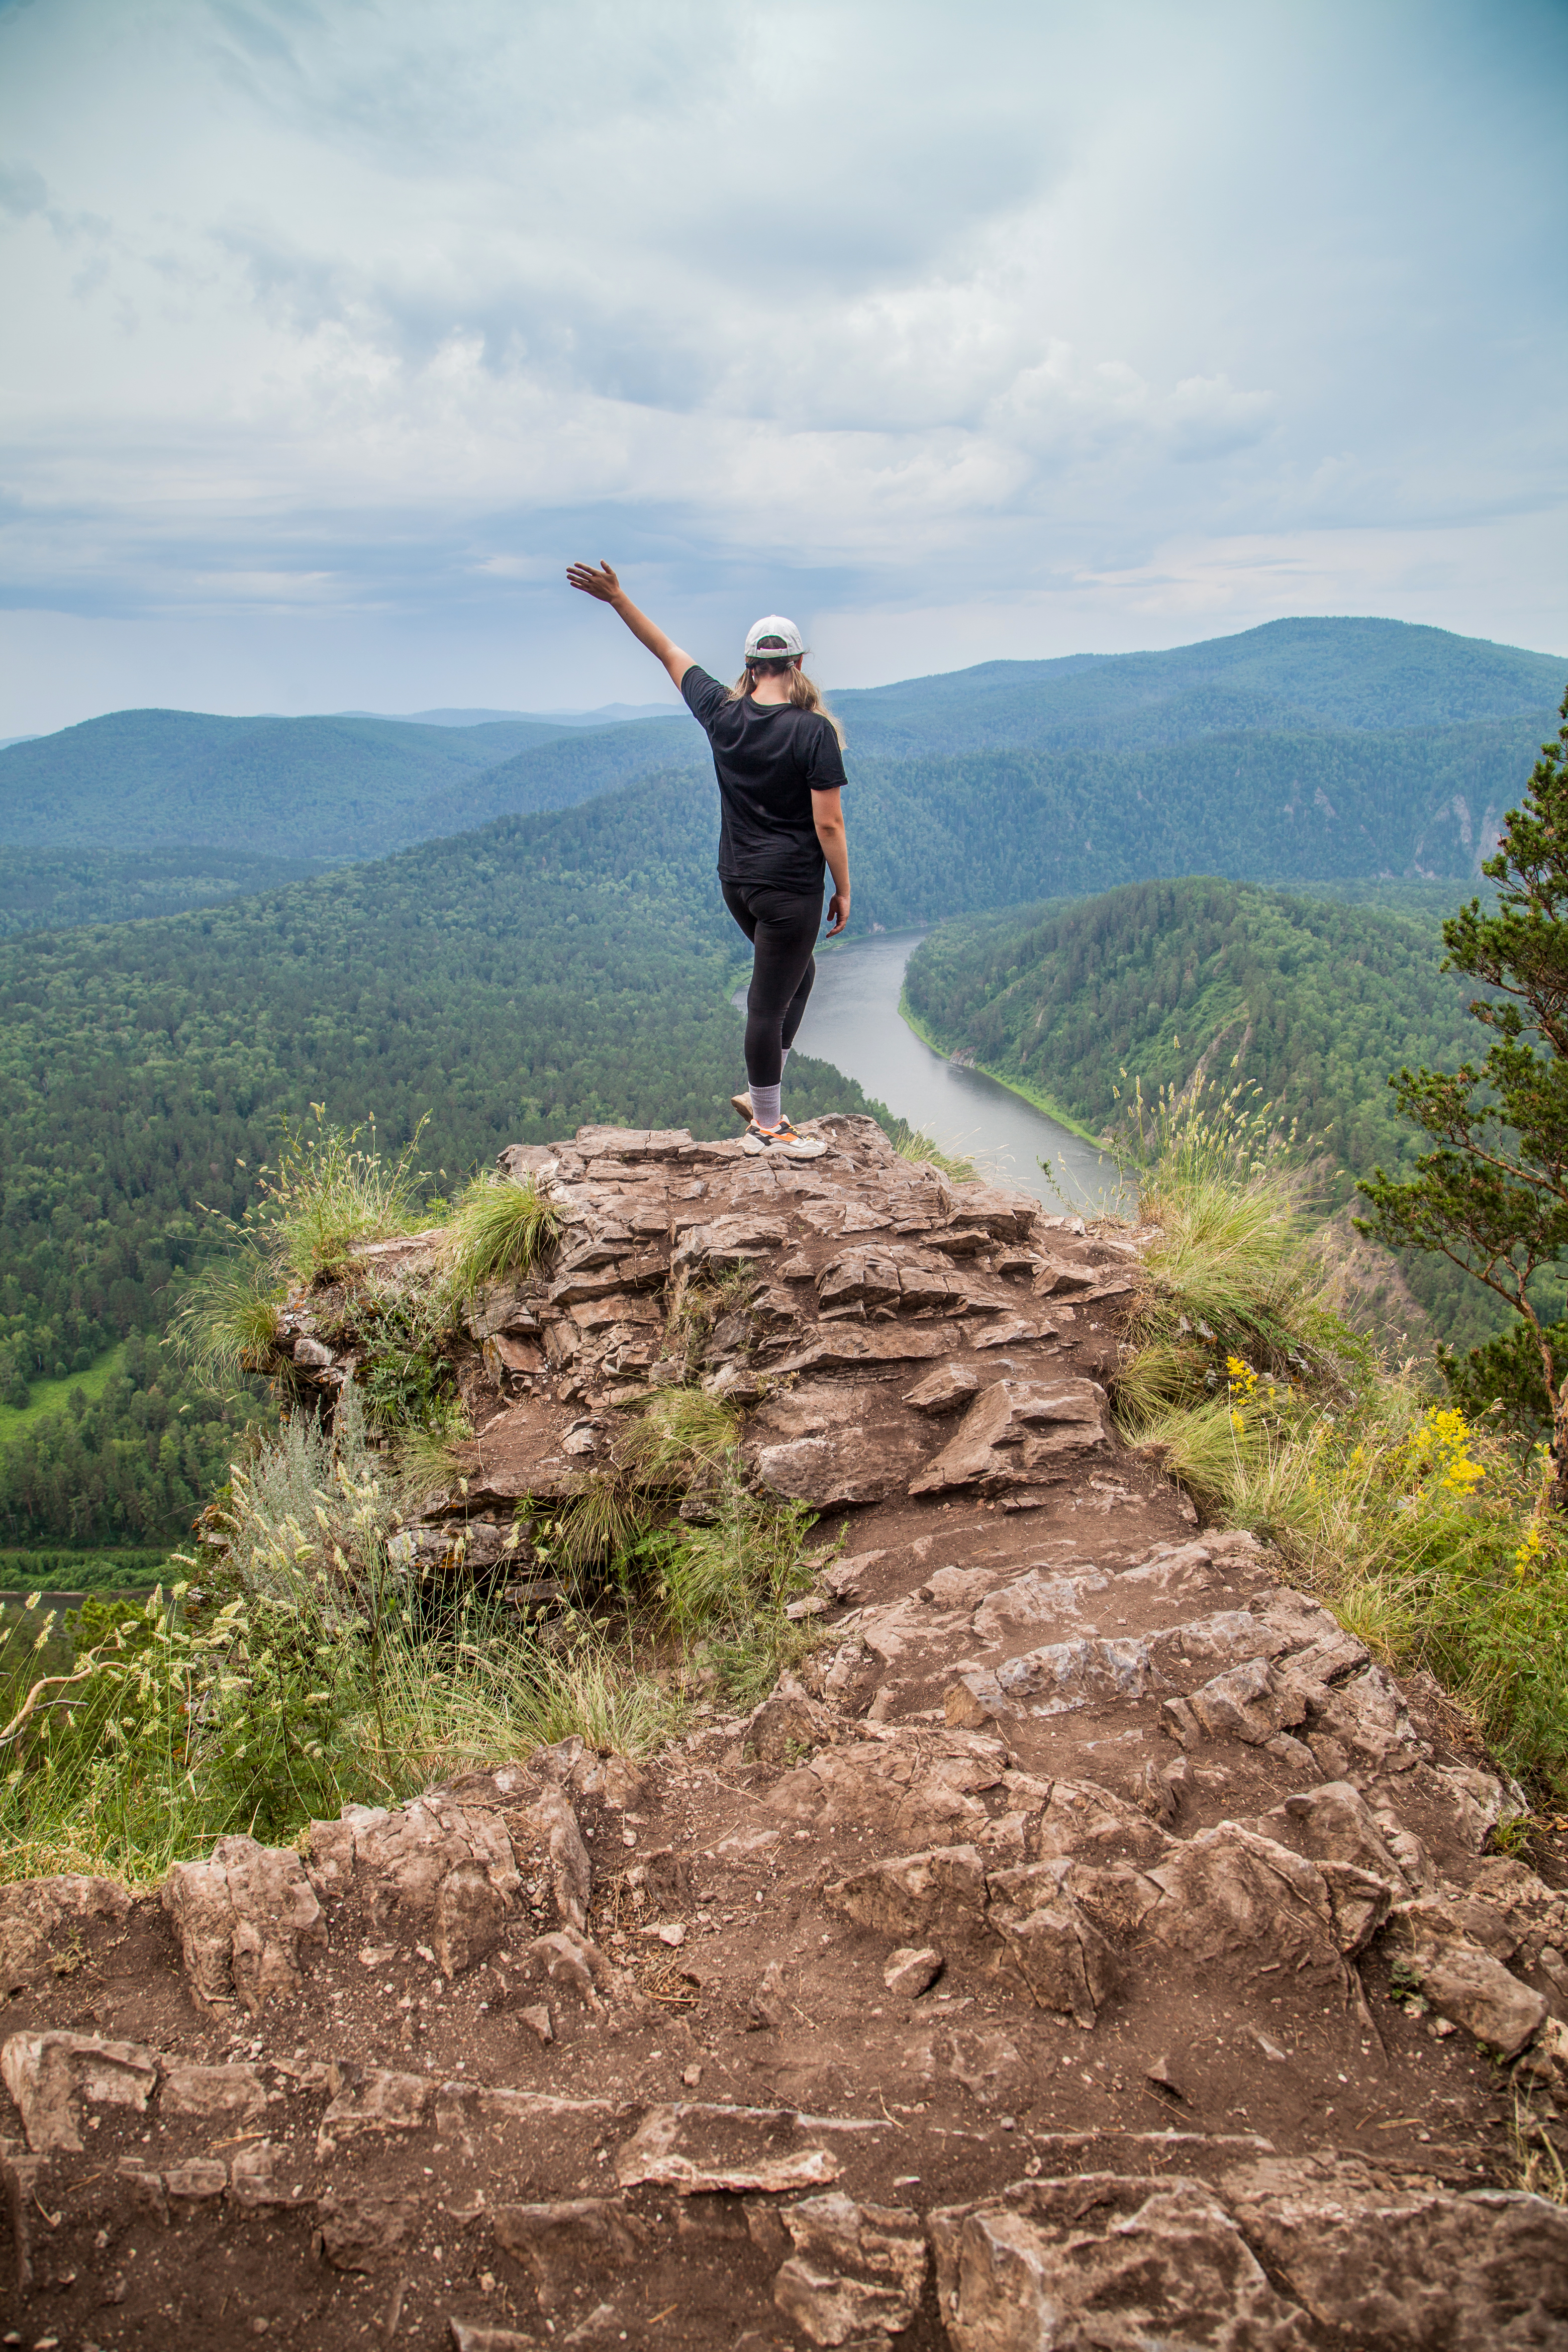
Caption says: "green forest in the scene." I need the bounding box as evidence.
[0,846,326,937]
[838,717,1548,925]
[2,614,1563,1562]
[902,877,1515,1348]
[0,773,875,1549]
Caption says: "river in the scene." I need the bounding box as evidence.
[742,931,1128,1214]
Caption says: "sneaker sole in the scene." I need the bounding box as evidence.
[741,1132,828,1158]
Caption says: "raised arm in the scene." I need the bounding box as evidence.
[565,561,694,692]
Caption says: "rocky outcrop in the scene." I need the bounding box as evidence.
[3,1121,1565,2348]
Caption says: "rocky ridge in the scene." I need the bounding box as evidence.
[3,1115,1567,2348]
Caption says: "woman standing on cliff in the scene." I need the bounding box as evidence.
[566,561,849,1162]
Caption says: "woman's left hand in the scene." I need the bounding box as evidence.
[825,893,850,937]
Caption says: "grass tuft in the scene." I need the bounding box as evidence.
[617,1388,739,1487]
[1108,1075,1568,1801]
[167,1252,285,1389]
[889,1122,976,1183]
[264,1110,434,1284]
[446,1172,560,1297]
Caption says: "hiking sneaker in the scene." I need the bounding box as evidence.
[741,1118,828,1160]
[730,1090,754,1124]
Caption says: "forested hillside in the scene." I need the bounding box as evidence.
[5,618,1558,882]
[0,768,875,1546]
[901,878,1506,1346]
[0,847,324,938]
[0,707,580,855]
[839,716,1545,921]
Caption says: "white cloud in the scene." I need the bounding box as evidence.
[0,0,1563,729]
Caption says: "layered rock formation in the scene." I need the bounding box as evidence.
[3,1118,1567,2348]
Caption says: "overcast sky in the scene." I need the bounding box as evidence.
[2,0,1563,732]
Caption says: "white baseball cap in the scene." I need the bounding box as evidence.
[745,614,804,661]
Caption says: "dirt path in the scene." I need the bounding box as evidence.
[3,1117,1566,2347]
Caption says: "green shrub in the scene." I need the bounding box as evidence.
[350,1278,465,1439]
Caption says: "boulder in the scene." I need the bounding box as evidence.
[506,1781,593,1933]
[987,1888,1121,2026]
[952,1632,1154,1720]
[753,1422,932,1506]
[773,2191,928,2345]
[1187,1656,1305,1745]
[909,1378,1109,1496]
[883,1945,943,1997]
[1224,2158,1568,2350]
[160,2061,268,2123]
[931,2164,1568,2352]
[768,1730,1008,1842]
[615,2104,844,2195]
[162,1835,326,2013]
[306,1791,522,1971]
[825,1843,992,1950]
[903,1361,982,1416]
[316,2066,433,2154]
[773,2257,910,2346]
[743,1673,841,1765]
[1027,1776,1171,1864]
[1316,1859,1394,1954]
[970,1567,1109,1643]
[1283,1781,1410,1888]
[1143,1825,1345,1985]
[944,1181,1039,1240]
[1389,1897,1548,2057]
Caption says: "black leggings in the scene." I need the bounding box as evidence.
[722,880,823,1088]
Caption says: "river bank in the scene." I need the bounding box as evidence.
[779,930,1129,1214]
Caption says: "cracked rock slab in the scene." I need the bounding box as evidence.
[930,2174,1316,2351]
[1,2029,161,2153]
[909,1377,1109,1496]
[162,1834,326,2014]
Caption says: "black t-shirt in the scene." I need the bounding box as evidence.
[680,664,847,894]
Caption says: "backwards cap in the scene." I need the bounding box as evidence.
[744,614,804,661]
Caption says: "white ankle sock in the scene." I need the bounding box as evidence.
[751,1082,782,1128]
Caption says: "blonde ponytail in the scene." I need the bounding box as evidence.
[729,658,846,749]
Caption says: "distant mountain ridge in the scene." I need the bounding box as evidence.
[828,617,1565,756]
[0,708,578,858]
[0,619,1559,902]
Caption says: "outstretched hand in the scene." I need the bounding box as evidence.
[566,560,622,603]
